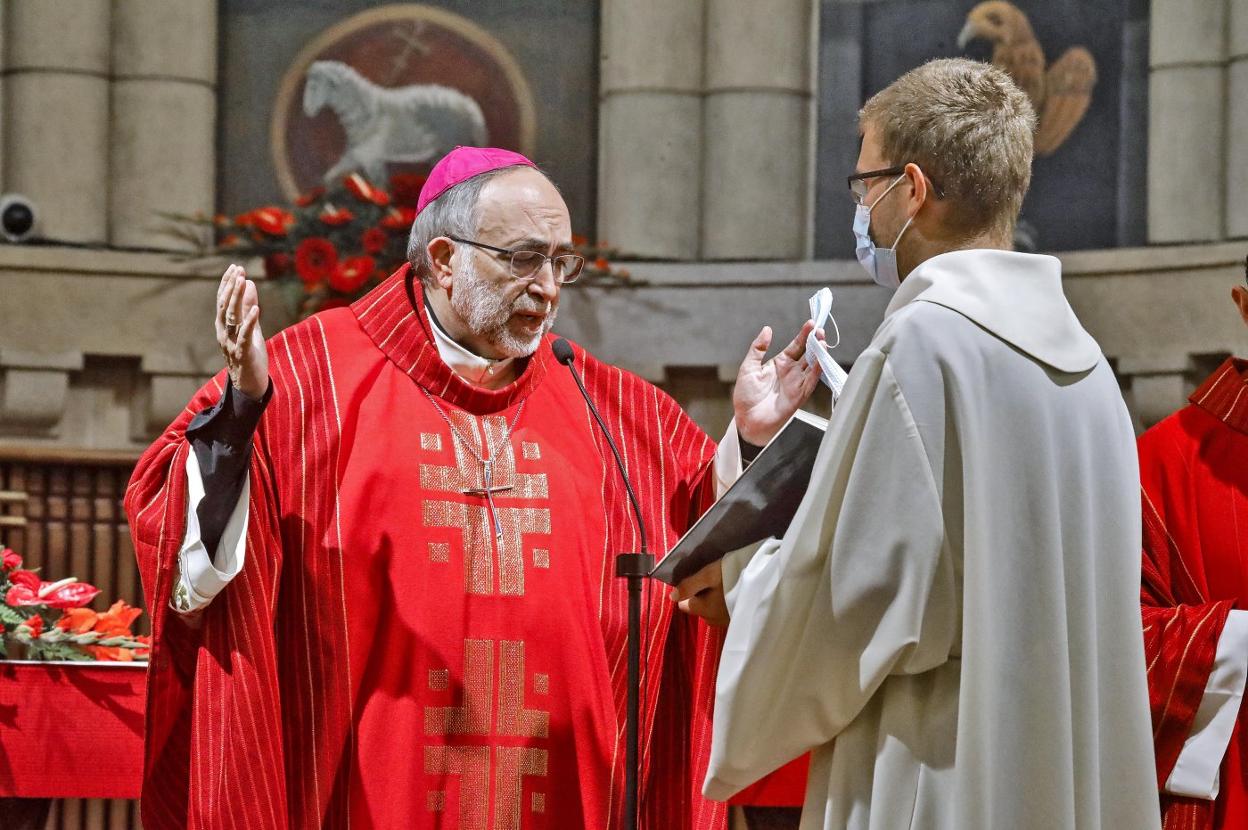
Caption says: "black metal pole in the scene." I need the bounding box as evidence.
[554,339,655,830]
[617,552,654,830]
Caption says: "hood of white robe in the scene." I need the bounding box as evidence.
[883,249,1102,373]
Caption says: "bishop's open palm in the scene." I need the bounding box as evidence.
[732,322,820,447]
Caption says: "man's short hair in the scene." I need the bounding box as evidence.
[405,164,554,285]
[859,58,1036,239]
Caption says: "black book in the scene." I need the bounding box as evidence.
[650,409,829,586]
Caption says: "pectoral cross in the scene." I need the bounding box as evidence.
[463,459,512,541]
[421,388,527,545]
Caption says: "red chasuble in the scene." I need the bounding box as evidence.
[125,267,730,829]
[1139,358,1248,830]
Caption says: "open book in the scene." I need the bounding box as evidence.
[650,409,829,586]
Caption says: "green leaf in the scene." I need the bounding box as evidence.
[28,640,91,661]
[0,605,27,626]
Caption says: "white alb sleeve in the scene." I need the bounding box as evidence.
[1165,609,1248,799]
[170,450,249,614]
[713,419,745,498]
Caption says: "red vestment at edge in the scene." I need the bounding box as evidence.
[1140,358,1248,830]
[127,268,738,829]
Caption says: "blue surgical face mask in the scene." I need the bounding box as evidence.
[853,175,914,291]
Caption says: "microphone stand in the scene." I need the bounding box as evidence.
[553,339,651,830]
[615,551,652,830]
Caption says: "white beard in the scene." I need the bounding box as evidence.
[448,255,557,358]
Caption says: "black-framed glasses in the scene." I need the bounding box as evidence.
[846,165,945,206]
[448,236,585,284]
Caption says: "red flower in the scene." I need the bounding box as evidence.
[1,548,21,570]
[57,607,98,634]
[295,238,338,287]
[344,173,390,206]
[219,233,242,248]
[381,207,417,232]
[46,582,101,609]
[9,576,101,609]
[248,207,294,236]
[389,173,428,207]
[263,252,293,277]
[593,256,610,271]
[295,186,325,207]
[319,203,355,226]
[5,585,35,606]
[94,600,143,636]
[362,227,387,255]
[24,615,43,637]
[571,233,589,247]
[9,570,39,590]
[328,256,376,294]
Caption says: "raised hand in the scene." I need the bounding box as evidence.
[732,322,821,446]
[215,264,268,399]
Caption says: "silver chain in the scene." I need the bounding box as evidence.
[419,386,526,541]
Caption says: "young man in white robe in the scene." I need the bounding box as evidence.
[674,58,1160,830]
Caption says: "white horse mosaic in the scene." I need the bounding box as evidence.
[303,61,489,184]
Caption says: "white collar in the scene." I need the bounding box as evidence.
[424,305,517,388]
[884,249,1102,373]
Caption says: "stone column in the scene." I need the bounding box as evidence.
[598,0,705,260]
[702,0,816,260]
[2,0,111,242]
[1226,0,1248,237]
[1148,0,1226,243]
[0,1,7,192]
[110,0,218,249]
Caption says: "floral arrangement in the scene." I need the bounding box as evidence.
[0,547,150,662]
[167,171,633,319]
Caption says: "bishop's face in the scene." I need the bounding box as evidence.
[447,168,572,359]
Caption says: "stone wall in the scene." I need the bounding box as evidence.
[0,0,1244,451]
[0,0,217,249]
[598,0,816,261]
[0,247,292,454]
[1149,0,1248,243]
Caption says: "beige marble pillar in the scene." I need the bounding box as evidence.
[598,0,705,259]
[1148,0,1226,243]
[110,0,217,249]
[1226,0,1248,237]
[702,0,816,260]
[3,0,111,242]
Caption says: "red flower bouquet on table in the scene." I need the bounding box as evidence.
[167,170,634,319]
[0,547,149,662]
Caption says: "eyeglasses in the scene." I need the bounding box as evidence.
[448,236,586,284]
[846,166,945,206]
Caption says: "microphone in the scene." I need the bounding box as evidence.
[552,337,648,555]
[553,335,652,830]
